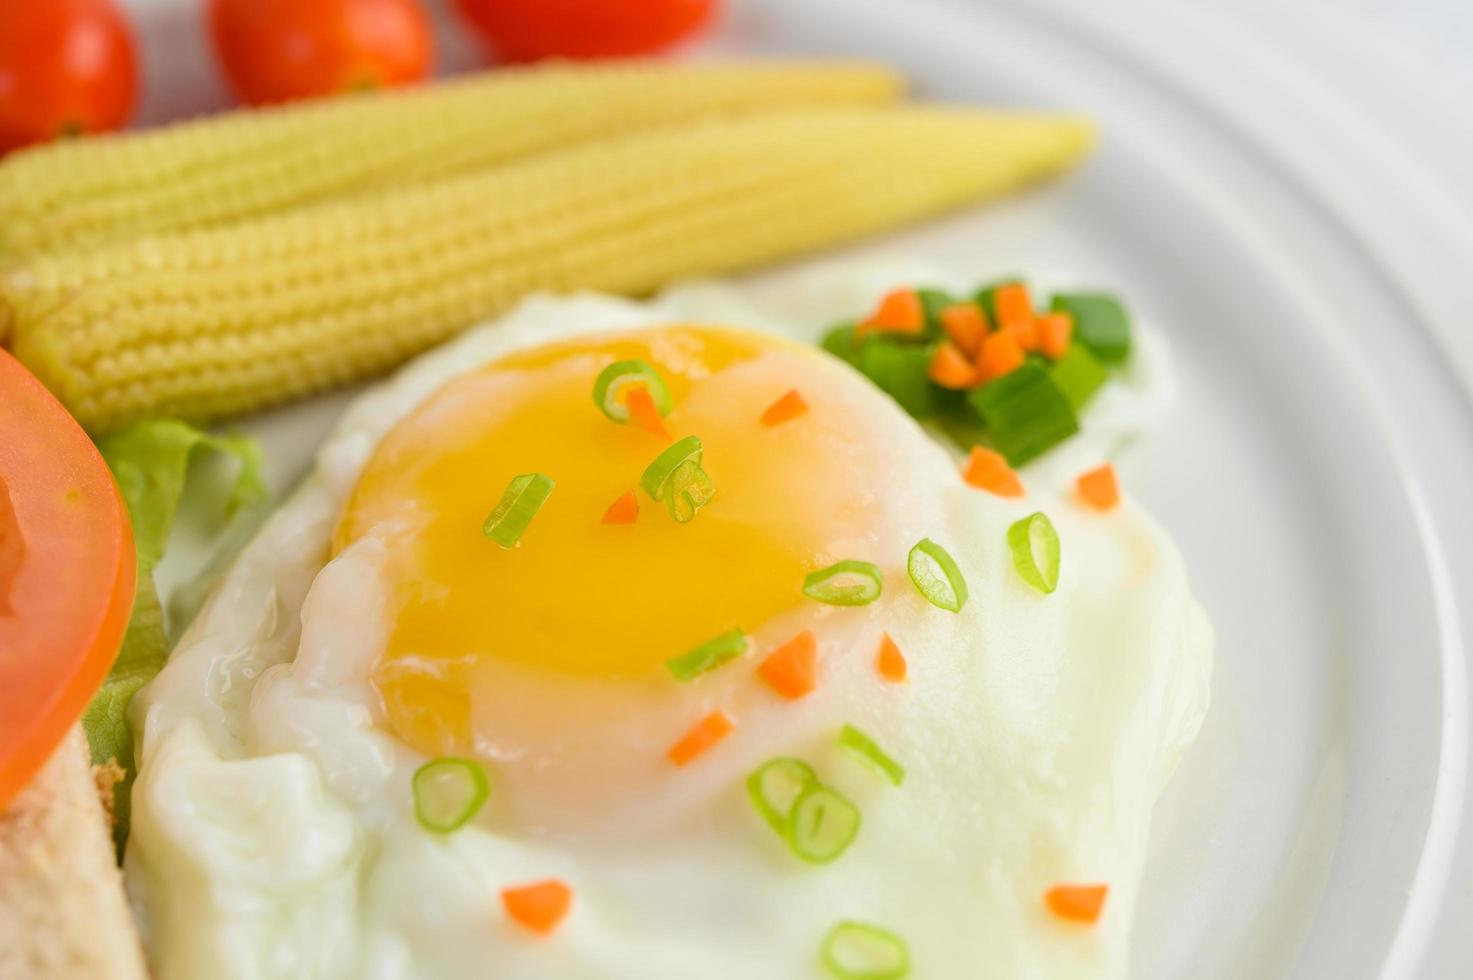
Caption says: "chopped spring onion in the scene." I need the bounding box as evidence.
[821,921,911,980]
[482,473,554,548]
[1047,343,1108,411]
[666,628,747,682]
[746,757,820,834]
[1050,293,1132,364]
[803,559,883,607]
[837,724,905,786]
[641,435,703,501]
[907,538,968,613]
[915,287,957,337]
[790,784,862,864]
[967,363,1078,466]
[412,757,491,833]
[858,337,943,419]
[821,323,862,368]
[663,459,715,523]
[1008,512,1061,594]
[593,358,673,422]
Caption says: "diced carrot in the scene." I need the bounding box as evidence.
[502,879,573,936]
[940,302,988,356]
[962,446,1025,498]
[992,282,1034,333]
[1076,463,1120,511]
[625,385,669,438]
[1009,317,1040,352]
[601,489,639,525]
[761,389,809,427]
[1044,883,1109,925]
[875,632,907,683]
[757,629,818,700]
[857,288,925,336]
[976,330,1024,383]
[1037,312,1074,360]
[667,711,734,766]
[928,342,976,390]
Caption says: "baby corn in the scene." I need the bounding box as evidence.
[1,107,1093,433]
[0,61,902,266]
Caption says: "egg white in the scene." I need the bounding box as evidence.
[125,257,1211,980]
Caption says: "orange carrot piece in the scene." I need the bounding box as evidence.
[857,288,925,336]
[976,330,1025,383]
[625,385,669,438]
[940,302,988,356]
[1037,312,1074,360]
[502,879,573,935]
[1044,883,1109,925]
[928,342,977,390]
[761,389,809,427]
[1009,317,1041,352]
[667,711,734,766]
[962,446,1025,498]
[601,489,639,525]
[757,629,818,700]
[875,632,907,683]
[992,282,1034,333]
[1076,463,1120,511]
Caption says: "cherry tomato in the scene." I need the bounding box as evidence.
[452,0,719,62]
[0,349,135,811]
[208,0,434,106]
[0,0,138,156]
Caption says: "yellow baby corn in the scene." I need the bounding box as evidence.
[1,107,1093,433]
[0,60,903,265]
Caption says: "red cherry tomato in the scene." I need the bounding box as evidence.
[0,0,138,156]
[0,349,135,811]
[208,0,435,106]
[452,0,719,62]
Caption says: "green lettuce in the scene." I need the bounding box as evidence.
[86,421,265,854]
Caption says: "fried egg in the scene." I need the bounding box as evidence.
[125,258,1211,980]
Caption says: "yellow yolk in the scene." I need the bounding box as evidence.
[334,325,893,758]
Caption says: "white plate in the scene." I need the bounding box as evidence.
[125,0,1473,976]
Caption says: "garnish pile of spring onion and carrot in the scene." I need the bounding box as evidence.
[416,331,1128,966]
[823,279,1133,466]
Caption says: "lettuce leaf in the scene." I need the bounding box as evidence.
[86,421,265,854]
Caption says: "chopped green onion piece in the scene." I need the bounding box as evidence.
[907,538,968,613]
[790,784,861,864]
[822,323,863,368]
[837,724,905,786]
[641,435,703,501]
[482,473,555,548]
[974,276,1024,323]
[666,627,747,681]
[1047,343,1108,411]
[858,337,942,419]
[664,459,715,523]
[412,757,491,833]
[1008,512,1061,594]
[821,921,911,980]
[592,358,673,422]
[1050,293,1132,364]
[802,559,883,607]
[915,287,956,337]
[967,363,1079,466]
[747,757,820,834]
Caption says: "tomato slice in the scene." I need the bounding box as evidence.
[0,348,134,810]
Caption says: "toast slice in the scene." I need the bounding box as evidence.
[0,726,146,980]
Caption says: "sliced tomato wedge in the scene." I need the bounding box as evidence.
[0,349,134,810]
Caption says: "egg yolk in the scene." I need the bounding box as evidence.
[335,325,891,758]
